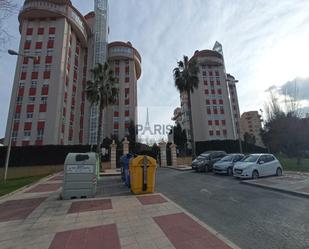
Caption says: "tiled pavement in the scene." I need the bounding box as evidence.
[0,173,239,249]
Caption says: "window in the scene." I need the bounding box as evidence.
[212,99,217,105]
[26,28,33,35]
[45,56,52,64]
[220,106,225,114]
[26,112,33,119]
[47,49,53,56]
[29,87,36,96]
[218,89,222,95]
[31,81,37,88]
[216,130,221,136]
[216,80,221,85]
[125,77,130,83]
[41,86,49,95]
[21,72,27,80]
[115,60,119,66]
[34,56,41,64]
[24,131,31,137]
[35,42,42,49]
[209,71,213,76]
[24,40,31,49]
[41,97,48,104]
[16,96,23,104]
[204,80,208,85]
[49,27,56,34]
[37,27,44,35]
[213,106,218,114]
[221,120,226,125]
[24,122,32,130]
[206,107,211,115]
[208,120,212,125]
[219,99,223,105]
[215,71,219,76]
[23,57,28,65]
[206,99,210,105]
[209,130,214,136]
[202,71,207,77]
[39,104,47,112]
[205,89,209,95]
[47,40,54,48]
[215,120,219,125]
[125,110,130,116]
[28,97,35,103]
[19,82,25,88]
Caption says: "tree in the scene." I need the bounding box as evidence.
[261,89,307,165]
[169,123,187,155]
[173,55,199,156]
[244,132,256,145]
[86,63,117,154]
[0,0,17,51]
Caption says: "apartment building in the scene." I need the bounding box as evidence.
[240,111,264,147]
[177,42,241,146]
[4,0,141,146]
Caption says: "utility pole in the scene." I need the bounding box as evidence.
[4,50,37,181]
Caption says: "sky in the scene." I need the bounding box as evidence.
[0,0,309,140]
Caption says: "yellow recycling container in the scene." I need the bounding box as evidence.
[129,155,157,194]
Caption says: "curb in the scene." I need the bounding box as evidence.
[0,172,62,201]
[241,181,309,199]
[161,166,193,171]
[159,193,241,249]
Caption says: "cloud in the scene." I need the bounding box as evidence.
[1,0,309,140]
[279,77,309,102]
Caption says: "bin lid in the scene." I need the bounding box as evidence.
[64,152,97,165]
[130,155,156,167]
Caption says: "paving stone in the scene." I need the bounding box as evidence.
[25,183,62,193]
[137,195,168,205]
[0,197,46,222]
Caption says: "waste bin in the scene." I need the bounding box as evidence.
[120,154,134,187]
[129,155,157,194]
[62,152,98,200]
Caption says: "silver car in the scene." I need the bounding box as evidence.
[213,154,244,176]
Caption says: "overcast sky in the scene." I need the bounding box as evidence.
[1,0,309,139]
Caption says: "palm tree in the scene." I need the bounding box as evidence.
[86,63,118,154]
[173,55,199,156]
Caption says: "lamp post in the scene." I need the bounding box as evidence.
[3,49,36,182]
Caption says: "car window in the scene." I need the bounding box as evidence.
[259,155,267,163]
[242,155,260,162]
[221,155,234,162]
[266,155,275,162]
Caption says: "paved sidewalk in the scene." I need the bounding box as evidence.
[242,171,309,198]
[0,172,239,249]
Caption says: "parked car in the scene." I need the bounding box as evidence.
[213,154,244,176]
[192,151,227,172]
[233,153,283,179]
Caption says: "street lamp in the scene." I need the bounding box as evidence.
[3,49,36,182]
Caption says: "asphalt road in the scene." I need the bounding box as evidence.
[156,168,309,249]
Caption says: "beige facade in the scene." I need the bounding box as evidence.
[4,0,141,146]
[178,47,241,145]
[240,111,264,148]
[175,45,242,149]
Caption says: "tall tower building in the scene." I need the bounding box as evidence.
[103,41,141,139]
[178,43,241,145]
[4,0,142,146]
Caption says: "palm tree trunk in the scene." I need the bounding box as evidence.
[96,105,103,154]
[187,90,196,157]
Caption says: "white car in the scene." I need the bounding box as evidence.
[233,154,283,179]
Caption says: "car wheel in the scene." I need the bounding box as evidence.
[276,168,282,176]
[227,167,233,176]
[252,170,259,179]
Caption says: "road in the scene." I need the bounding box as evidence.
[156,168,309,249]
